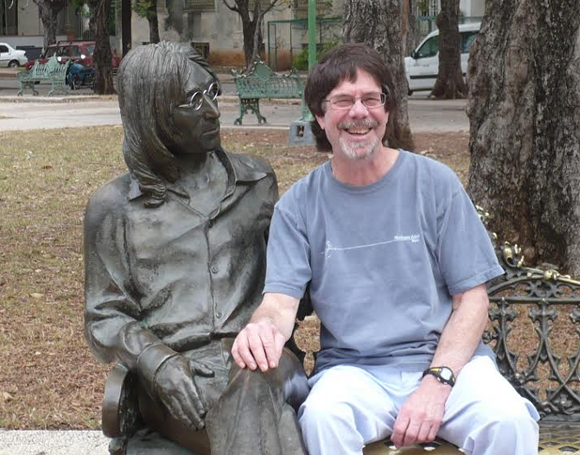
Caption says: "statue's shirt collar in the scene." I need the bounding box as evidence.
[127,148,268,202]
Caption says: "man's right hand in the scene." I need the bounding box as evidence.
[231,318,286,372]
[153,354,214,430]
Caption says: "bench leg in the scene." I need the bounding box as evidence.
[17,81,38,96]
[252,99,267,124]
[49,80,68,96]
[236,98,267,125]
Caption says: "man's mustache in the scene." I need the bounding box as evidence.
[337,118,379,130]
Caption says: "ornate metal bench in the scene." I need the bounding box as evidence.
[16,56,70,96]
[357,209,580,454]
[231,59,306,125]
[100,208,580,454]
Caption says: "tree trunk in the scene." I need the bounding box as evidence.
[241,12,256,69]
[165,0,183,37]
[222,0,278,71]
[430,0,466,99]
[248,0,262,69]
[402,0,418,56]
[343,0,415,151]
[92,0,115,94]
[467,0,580,275]
[34,0,67,49]
[147,0,160,43]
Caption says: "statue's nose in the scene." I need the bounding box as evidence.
[203,94,220,119]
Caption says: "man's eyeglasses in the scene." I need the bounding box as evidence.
[324,92,387,110]
[178,82,220,110]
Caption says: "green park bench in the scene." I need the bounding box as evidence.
[231,59,306,125]
[100,207,580,455]
[16,56,70,96]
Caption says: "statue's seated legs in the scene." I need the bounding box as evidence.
[105,341,309,455]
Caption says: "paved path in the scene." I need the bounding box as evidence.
[0,95,469,133]
[0,430,109,455]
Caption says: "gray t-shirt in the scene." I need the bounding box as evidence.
[264,150,504,374]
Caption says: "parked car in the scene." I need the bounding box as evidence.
[404,22,481,94]
[24,40,121,70]
[16,45,43,62]
[0,42,28,68]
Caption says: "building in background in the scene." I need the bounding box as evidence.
[0,0,88,48]
[0,0,485,67]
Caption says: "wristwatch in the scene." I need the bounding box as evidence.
[422,366,456,387]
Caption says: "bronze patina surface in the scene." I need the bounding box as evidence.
[84,41,308,455]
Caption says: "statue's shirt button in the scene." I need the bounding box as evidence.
[211,265,219,274]
[216,312,222,319]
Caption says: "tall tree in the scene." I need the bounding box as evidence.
[343,0,415,151]
[402,0,418,56]
[134,0,160,43]
[467,0,580,275]
[430,0,467,98]
[88,0,115,94]
[222,0,280,69]
[34,0,68,49]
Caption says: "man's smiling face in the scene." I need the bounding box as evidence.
[315,69,389,161]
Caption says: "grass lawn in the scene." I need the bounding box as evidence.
[0,127,471,428]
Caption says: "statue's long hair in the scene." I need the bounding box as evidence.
[117,41,219,207]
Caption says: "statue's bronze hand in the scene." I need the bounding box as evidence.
[153,354,214,430]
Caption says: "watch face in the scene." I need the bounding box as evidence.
[440,368,453,381]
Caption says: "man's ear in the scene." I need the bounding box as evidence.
[315,114,325,130]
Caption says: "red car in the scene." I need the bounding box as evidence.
[24,40,121,70]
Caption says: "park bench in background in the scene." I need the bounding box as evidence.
[16,56,70,96]
[231,59,307,125]
[100,207,580,455]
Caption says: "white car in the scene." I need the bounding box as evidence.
[0,42,28,68]
[404,22,481,94]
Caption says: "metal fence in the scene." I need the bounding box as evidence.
[266,15,483,70]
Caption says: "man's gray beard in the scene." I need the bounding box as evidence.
[338,134,380,161]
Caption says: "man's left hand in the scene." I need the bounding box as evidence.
[391,375,451,448]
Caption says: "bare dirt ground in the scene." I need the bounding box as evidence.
[0,128,471,429]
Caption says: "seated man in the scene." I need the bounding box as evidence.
[84,41,308,455]
[232,43,540,455]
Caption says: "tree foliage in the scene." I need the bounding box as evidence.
[133,0,160,43]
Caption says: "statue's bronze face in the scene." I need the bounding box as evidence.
[170,63,221,155]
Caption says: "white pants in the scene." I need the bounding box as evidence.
[297,356,540,455]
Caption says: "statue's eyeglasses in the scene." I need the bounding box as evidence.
[324,92,387,110]
[178,82,220,110]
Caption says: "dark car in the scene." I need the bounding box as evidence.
[16,45,43,62]
[24,40,120,70]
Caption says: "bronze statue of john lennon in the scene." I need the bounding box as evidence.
[84,41,308,455]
